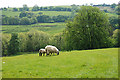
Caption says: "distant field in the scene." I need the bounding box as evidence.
[106,13,118,17]
[34,11,71,17]
[2,48,118,78]
[2,10,71,17]
[2,11,21,17]
[2,23,66,35]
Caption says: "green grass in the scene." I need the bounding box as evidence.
[2,10,71,17]
[2,11,21,17]
[34,11,71,17]
[2,48,118,78]
[2,22,66,35]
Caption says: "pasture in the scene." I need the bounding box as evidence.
[2,22,66,35]
[2,10,71,17]
[2,48,118,78]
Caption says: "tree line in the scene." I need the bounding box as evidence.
[2,11,70,25]
[0,4,72,12]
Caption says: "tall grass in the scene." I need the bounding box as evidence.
[2,48,118,78]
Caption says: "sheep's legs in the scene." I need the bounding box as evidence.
[43,53,45,56]
[39,52,42,56]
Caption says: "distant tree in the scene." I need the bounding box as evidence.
[112,29,120,47]
[52,15,69,22]
[43,7,48,10]
[32,5,39,11]
[37,15,51,23]
[111,3,117,9]
[115,6,120,15]
[90,3,93,6]
[109,16,119,29]
[19,11,27,18]
[13,8,18,11]
[8,17,19,25]
[26,30,50,51]
[30,17,38,24]
[2,16,9,25]
[3,7,7,11]
[48,6,54,11]
[23,4,29,11]
[8,33,19,55]
[2,34,11,56]
[19,8,23,11]
[20,17,31,25]
[39,7,43,11]
[38,12,43,14]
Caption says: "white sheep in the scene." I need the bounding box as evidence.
[39,49,46,56]
[45,45,59,56]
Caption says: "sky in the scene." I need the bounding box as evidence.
[0,0,119,8]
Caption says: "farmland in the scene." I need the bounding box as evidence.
[2,48,118,78]
[1,4,119,78]
[2,10,71,17]
[2,22,66,35]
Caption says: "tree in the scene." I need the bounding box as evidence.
[8,17,19,25]
[2,16,9,25]
[13,8,18,11]
[8,33,19,55]
[111,3,117,9]
[30,17,38,24]
[37,15,51,23]
[115,6,120,15]
[32,5,39,11]
[3,7,7,11]
[112,29,120,47]
[109,16,119,29]
[64,6,112,50]
[19,8,23,11]
[52,15,69,22]
[19,11,27,18]
[23,4,29,11]
[2,34,11,56]
[20,17,31,25]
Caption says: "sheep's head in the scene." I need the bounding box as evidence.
[57,51,59,55]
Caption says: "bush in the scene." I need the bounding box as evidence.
[26,29,50,51]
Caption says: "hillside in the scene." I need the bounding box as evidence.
[2,48,118,78]
[2,23,66,35]
[1,5,118,35]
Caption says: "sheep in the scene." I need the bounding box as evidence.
[45,45,59,56]
[39,49,46,56]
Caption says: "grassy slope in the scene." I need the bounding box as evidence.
[2,23,66,35]
[2,48,118,78]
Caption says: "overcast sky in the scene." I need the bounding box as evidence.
[0,0,119,8]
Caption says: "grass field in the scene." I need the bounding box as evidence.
[2,10,71,17]
[2,23,66,35]
[2,48,118,78]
